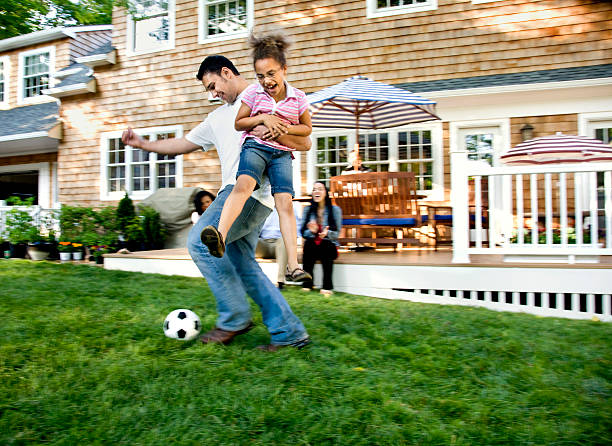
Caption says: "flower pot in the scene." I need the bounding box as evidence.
[9,243,27,258]
[95,256,104,265]
[59,252,72,262]
[28,245,50,261]
[72,252,83,261]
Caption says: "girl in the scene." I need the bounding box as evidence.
[201,31,312,283]
[300,182,342,295]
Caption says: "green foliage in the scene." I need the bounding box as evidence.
[511,227,592,244]
[5,196,35,206]
[139,205,166,248]
[3,208,37,244]
[58,205,97,245]
[1,261,611,445]
[116,192,136,233]
[0,0,115,39]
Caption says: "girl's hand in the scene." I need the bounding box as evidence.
[319,226,329,238]
[261,115,289,137]
[307,220,318,233]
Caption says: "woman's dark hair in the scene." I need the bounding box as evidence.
[196,55,240,80]
[301,182,337,234]
[193,190,216,215]
[248,30,291,67]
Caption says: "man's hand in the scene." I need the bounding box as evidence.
[260,115,290,138]
[121,127,145,148]
[250,124,276,141]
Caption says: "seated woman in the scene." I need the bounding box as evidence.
[300,182,342,296]
[191,190,216,224]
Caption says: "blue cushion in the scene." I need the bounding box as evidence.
[342,218,418,226]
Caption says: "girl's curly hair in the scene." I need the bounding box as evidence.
[249,30,291,67]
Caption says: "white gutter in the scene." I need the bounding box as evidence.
[42,78,97,98]
[75,49,116,67]
[0,25,112,52]
[419,77,612,99]
[0,131,49,142]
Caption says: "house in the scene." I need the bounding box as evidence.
[1,1,610,319]
[1,0,610,209]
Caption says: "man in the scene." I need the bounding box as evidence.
[121,55,311,351]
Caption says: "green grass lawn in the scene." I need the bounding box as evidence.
[1,260,610,445]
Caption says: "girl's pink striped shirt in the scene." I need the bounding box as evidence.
[240,82,309,152]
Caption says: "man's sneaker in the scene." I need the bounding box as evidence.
[285,267,312,283]
[256,336,312,352]
[200,225,225,258]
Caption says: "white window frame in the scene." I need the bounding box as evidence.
[126,0,176,57]
[308,122,444,200]
[17,46,55,105]
[0,55,9,108]
[578,112,612,213]
[198,0,254,44]
[0,162,53,208]
[450,119,511,168]
[366,0,437,19]
[100,125,184,201]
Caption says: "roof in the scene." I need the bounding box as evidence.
[0,25,113,52]
[395,64,612,93]
[0,102,60,138]
[52,63,94,88]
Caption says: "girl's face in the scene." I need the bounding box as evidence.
[254,57,287,100]
[200,195,213,212]
[312,182,327,203]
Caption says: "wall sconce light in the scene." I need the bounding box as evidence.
[520,124,534,142]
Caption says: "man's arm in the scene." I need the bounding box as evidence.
[121,127,200,155]
[250,125,311,152]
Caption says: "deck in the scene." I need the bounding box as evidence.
[104,247,612,322]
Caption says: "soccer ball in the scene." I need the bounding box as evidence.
[163,309,201,341]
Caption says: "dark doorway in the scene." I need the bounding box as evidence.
[0,170,39,204]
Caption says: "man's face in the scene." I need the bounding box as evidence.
[202,67,238,104]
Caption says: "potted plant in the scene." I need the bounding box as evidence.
[57,241,74,261]
[4,206,35,258]
[26,214,57,261]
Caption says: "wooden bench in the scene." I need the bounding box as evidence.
[329,171,423,248]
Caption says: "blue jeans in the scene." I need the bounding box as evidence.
[238,139,294,196]
[187,185,308,345]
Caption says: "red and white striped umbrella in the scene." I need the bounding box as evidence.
[501,133,612,165]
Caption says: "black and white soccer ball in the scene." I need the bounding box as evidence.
[163,309,201,341]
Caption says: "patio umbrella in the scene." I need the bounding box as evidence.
[501,133,612,165]
[307,75,440,162]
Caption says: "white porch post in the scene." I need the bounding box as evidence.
[451,150,470,263]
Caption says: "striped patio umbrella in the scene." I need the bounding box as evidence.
[308,75,439,131]
[307,76,440,164]
[501,133,612,165]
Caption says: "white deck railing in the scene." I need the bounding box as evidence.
[451,153,612,263]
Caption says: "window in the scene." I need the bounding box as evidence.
[358,132,390,172]
[0,56,8,106]
[127,0,175,56]
[18,47,55,104]
[454,123,509,167]
[398,130,433,190]
[310,123,443,198]
[313,135,349,187]
[582,117,612,215]
[366,0,437,18]
[199,0,253,43]
[101,126,183,200]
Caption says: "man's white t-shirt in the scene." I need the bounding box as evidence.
[185,89,274,209]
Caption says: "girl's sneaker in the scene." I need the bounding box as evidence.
[285,267,312,283]
[200,225,225,258]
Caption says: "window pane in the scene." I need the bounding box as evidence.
[22,52,50,98]
[134,15,169,53]
[205,0,248,37]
